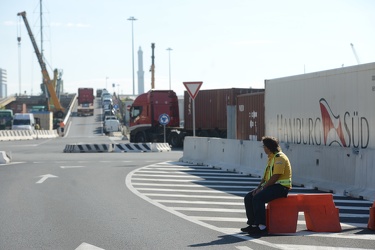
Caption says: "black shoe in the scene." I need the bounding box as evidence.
[240,225,254,232]
[248,226,268,235]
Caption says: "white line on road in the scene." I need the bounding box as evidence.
[60,166,85,169]
[75,242,104,250]
[36,174,58,184]
[237,245,375,250]
[127,162,375,249]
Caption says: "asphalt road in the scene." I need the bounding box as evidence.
[0,138,227,250]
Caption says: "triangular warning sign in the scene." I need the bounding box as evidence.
[183,81,203,99]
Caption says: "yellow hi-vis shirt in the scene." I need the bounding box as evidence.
[263,151,292,188]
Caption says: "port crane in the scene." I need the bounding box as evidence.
[350,43,360,65]
[17,11,65,118]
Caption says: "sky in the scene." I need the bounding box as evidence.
[1,0,375,97]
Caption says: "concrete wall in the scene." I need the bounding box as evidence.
[181,137,375,202]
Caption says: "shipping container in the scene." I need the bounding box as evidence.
[6,102,27,113]
[78,88,94,105]
[184,88,263,131]
[236,92,265,141]
[265,62,375,149]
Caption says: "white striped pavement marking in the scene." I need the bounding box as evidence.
[263,245,374,250]
[236,247,253,250]
[136,187,245,193]
[155,199,242,205]
[142,193,243,199]
[133,173,260,179]
[132,178,254,184]
[189,216,368,228]
[171,207,244,212]
[138,168,250,174]
[126,163,287,250]
[133,183,255,188]
[128,162,374,248]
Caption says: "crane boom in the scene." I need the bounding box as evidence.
[350,43,360,65]
[17,11,65,118]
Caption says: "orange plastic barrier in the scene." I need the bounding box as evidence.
[368,201,375,230]
[266,194,342,234]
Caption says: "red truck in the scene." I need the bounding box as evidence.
[129,88,263,147]
[77,88,94,116]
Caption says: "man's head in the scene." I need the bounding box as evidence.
[262,136,281,153]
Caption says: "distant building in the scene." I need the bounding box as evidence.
[0,68,7,98]
[137,47,145,94]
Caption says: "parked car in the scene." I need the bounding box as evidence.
[102,109,116,121]
[102,99,113,108]
[103,118,121,134]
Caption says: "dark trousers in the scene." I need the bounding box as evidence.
[244,184,289,226]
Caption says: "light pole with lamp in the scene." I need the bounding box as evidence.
[127,16,137,95]
[166,47,172,90]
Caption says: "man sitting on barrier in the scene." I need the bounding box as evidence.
[241,136,292,235]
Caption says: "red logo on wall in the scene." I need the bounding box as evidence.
[319,98,347,147]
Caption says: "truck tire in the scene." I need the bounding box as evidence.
[220,131,227,138]
[198,130,209,137]
[135,131,147,143]
[54,111,64,119]
[168,132,182,148]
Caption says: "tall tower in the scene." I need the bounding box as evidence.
[0,68,7,98]
[137,46,145,94]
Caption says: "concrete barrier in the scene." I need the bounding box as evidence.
[181,137,375,202]
[34,130,59,139]
[63,144,113,153]
[237,140,266,177]
[63,143,171,153]
[113,143,152,152]
[205,138,242,172]
[181,137,209,165]
[0,131,12,141]
[0,129,59,141]
[18,130,33,140]
[150,143,171,152]
[0,151,11,164]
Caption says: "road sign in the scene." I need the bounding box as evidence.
[183,81,203,99]
[183,82,203,137]
[159,113,170,143]
[159,113,170,125]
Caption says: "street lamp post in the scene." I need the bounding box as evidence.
[166,47,172,90]
[127,16,137,95]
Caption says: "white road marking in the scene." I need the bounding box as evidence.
[36,174,58,184]
[236,246,254,250]
[127,162,375,249]
[126,164,287,250]
[75,242,104,250]
[60,166,85,169]
[276,244,374,250]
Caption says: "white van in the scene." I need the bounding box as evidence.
[11,113,35,131]
[103,117,121,134]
